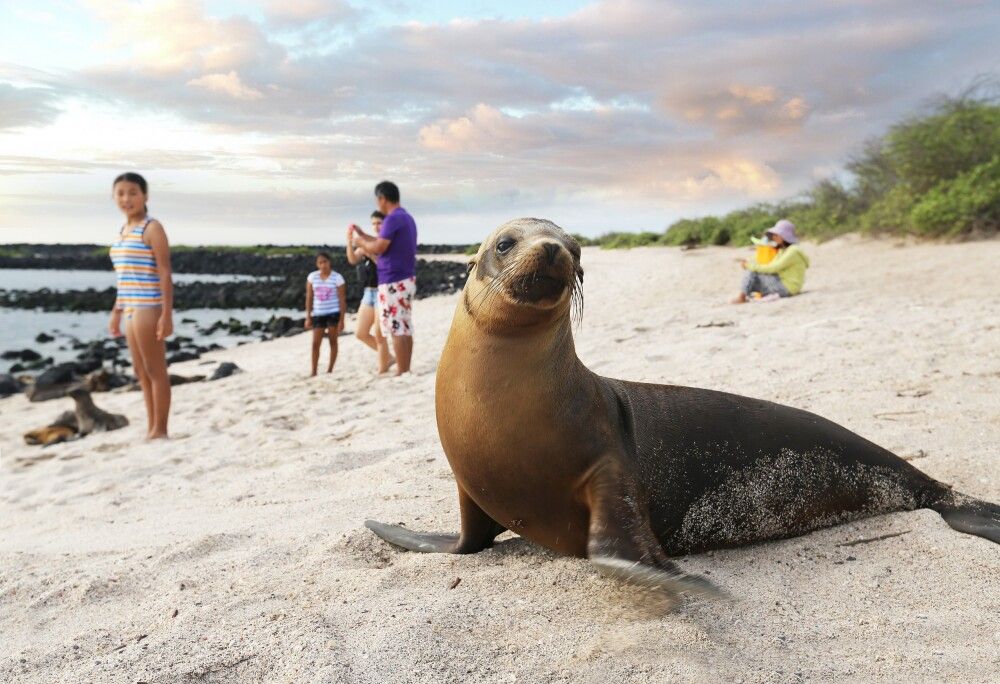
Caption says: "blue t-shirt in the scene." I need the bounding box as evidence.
[377,207,417,284]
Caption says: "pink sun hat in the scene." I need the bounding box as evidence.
[765,219,799,244]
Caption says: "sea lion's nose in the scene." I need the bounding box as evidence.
[542,242,560,264]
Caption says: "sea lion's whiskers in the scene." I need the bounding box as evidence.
[570,271,585,325]
[470,259,521,312]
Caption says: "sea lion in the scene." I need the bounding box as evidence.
[69,387,128,435]
[23,389,129,446]
[366,218,999,597]
[23,411,78,446]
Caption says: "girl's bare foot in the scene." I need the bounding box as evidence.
[730,293,748,304]
[146,431,168,441]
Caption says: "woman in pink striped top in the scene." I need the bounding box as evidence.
[108,172,173,439]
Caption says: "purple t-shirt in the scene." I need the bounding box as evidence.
[377,207,417,284]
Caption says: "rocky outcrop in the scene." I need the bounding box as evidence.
[0,259,467,312]
[0,373,21,398]
[1,243,473,274]
[209,362,242,381]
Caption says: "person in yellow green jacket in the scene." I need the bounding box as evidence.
[732,219,810,304]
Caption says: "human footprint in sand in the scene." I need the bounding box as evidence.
[346,211,394,374]
[305,252,347,376]
[732,219,810,304]
[108,172,173,440]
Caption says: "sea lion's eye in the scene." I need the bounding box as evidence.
[496,237,516,254]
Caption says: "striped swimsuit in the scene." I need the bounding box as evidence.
[110,217,163,312]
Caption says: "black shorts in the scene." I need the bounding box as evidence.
[312,312,341,329]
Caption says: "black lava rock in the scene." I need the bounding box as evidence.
[209,362,242,381]
[35,362,79,387]
[0,257,467,313]
[35,332,55,343]
[74,356,104,374]
[167,351,200,365]
[0,373,21,398]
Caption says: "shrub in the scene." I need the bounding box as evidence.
[597,231,663,249]
[858,185,918,234]
[910,156,1000,237]
[886,100,1000,194]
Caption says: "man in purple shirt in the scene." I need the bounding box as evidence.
[351,181,417,374]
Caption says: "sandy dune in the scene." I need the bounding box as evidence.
[1,236,998,683]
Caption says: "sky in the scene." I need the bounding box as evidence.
[0,0,997,245]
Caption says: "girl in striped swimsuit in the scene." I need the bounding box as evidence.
[109,172,174,439]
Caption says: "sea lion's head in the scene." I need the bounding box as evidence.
[465,218,584,330]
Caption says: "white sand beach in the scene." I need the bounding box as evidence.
[2,236,998,683]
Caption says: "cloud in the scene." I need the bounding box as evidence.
[83,0,281,74]
[3,0,999,241]
[263,0,358,28]
[0,83,62,130]
[418,104,553,153]
[668,84,811,135]
[187,71,263,100]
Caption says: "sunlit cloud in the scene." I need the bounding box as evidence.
[187,71,264,100]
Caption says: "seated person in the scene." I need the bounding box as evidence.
[732,219,810,304]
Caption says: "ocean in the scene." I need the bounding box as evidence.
[0,269,299,370]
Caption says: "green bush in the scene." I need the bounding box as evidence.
[858,185,918,234]
[662,204,787,246]
[784,180,860,238]
[596,231,664,249]
[660,218,712,246]
[570,233,599,247]
[885,100,1000,194]
[910,156,1000,237]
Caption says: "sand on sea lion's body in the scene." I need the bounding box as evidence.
[1,236,998,682]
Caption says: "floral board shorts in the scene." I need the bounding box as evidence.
[378,277,415,337]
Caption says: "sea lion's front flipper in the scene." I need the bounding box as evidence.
[366,487,506,554]
[590,557,724,599]
[585,460,727,600]
[364,520,460,553]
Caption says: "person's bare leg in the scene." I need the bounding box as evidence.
[355,305,377,351]
[374,320,393,374]
[124,313,154,435]
[326,327,338,373]
[391,335,413,375]
[132,308,171,439]
[310,327,324,376]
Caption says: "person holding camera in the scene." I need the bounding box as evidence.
[346,210,393,373]
[350,181,417,375]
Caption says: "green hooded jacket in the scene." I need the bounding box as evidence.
[746,244,810,294]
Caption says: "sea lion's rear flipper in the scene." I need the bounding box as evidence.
[365,520,460,553]
[366,488,506,554]
[585,461,727,600]
[934,495,1000,545]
